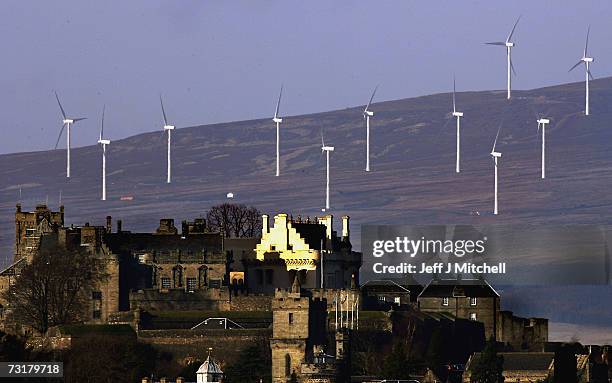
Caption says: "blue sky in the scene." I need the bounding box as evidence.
[1,0,611,153]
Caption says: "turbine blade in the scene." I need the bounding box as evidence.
[321,130,325,148]
[54,91,67,120]
[569,61,583,72]
[364,85,378,114]
[54,124,66,150]
[492,125,502,153]
[485,42,506,46]
[537,121,540,135]
[584,25,591,57]
[506,15,521,42]
[160,95,168,125]
[73,117,87,122]
[100,105,105,140]
[588,69,594,81]
[510,58,517,76]
[274,84,283,118]
[452,76,456,112]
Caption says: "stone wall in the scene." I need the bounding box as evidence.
[229,294,272,311]
[497,310,548,351]
[129,288,231,312]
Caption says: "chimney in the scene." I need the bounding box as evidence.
[318,215,333,240]
[16,203,21,213]
[262,214,269,236]
[342,215,350,240]
[106,216,112,233]
[176,378,185,383]
[117,220,123,233]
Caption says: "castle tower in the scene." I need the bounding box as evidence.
[271,275,310,383]
[14,204,64,262]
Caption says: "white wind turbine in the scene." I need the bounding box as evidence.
[569,27,595,116]
[486,16,520,100]
[273,85,283,177]
[452,77,464,173]
[490,126,503,215]
[160,96,175,183]
[98,106,111,200]
[536,118,550,179]
[363,85,378,172]
[321,132,335,211]
[54,92,86,178]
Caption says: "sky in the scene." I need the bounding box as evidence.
[1,0,611,154]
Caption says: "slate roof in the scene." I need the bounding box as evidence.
[197,355,223,375]
[418,278,499,298]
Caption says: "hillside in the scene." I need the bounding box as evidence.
[1,78,612,336]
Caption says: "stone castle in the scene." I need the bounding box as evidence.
[0,204,550,382]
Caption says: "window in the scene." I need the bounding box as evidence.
[394,297,401,304]
[470,313,477,321]
[161,277,171,289]
[289,312,294,325]
[92,292,102,320]
[470,297,477,306]
[442,297,449,306]
[378,296,386,302]
[285,354,291,377]
[91,291,102,300]
[187,278,197,292]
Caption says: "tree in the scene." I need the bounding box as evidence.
[223,340,271,383]
[3,244,108,334]
[382,341,412,379]
[553,344,577,383]
[470,338,504,383]
[206,203,262,238]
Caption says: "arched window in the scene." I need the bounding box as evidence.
[285,354,291,377]
[198,266,208,288]
[172,265,183,288]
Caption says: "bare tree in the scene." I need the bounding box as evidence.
[207,203,262,238]
[3,244,108,334]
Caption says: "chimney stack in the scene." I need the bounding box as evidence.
[342,215,350,241]
[106,216,112,233]
[318,215,333,240]
[262,214,269,236]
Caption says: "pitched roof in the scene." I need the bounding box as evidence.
[197,355,223,375]
[418,278,499,298]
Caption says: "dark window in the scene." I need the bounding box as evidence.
[91,291,102,300]
[289,312,294,325]
[285,354,291,377]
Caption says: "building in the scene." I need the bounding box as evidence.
[196,354,223,383]
[463,352,554,382]
[418,277,501,340]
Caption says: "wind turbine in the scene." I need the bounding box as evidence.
[569,27,594,116]
[98,106,111,201]
[490,126,502,215]
[486,16,520,100]
[160,96,175,183]
[54,92,86,178]
[363,85,378,172]
[452,77,464,173]
[273,85,283,177]
[537,118,550,179]
[321,132,335,211]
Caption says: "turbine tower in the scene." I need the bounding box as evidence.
[98,106,111,201]
[273,85,283,177]
[321,132,335,211]
[537,118,550,179]
[490,127,502,215]
[486,16,520,100]
[569,27,594,116]
[160,96,175,183]
[452,77,464,173]
[363,85,378,172]
[54,92,86,178]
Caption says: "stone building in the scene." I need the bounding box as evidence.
[418,277,548,349]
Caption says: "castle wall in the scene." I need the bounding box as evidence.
[497,311,548,351]
[129,288,231,312]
